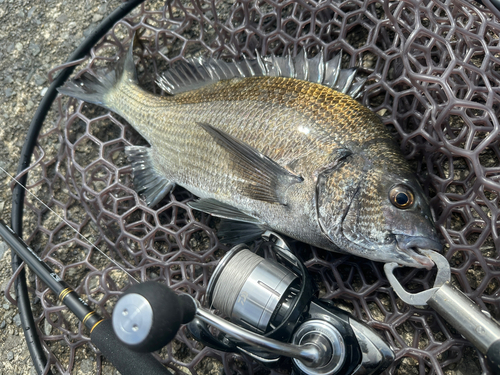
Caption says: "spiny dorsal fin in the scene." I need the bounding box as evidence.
[157,50,366,99]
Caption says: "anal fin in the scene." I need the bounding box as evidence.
[125,146,175,207]
[218,219,266,244]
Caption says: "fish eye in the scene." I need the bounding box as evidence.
[389,185,414,209]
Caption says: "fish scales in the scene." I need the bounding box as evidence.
[58,45,442,268]
[107,79,331,190]
[108,77,397,178]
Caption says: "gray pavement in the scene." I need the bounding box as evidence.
[0,1,123,373]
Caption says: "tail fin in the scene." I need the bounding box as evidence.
[57,40,138,107]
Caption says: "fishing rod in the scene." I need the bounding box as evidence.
[0,218,174,375]
[0,196,395,374]
[1,159,394,374]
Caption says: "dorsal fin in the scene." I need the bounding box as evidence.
[156,50,366,99]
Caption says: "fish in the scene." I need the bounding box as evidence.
[58,41,442,269]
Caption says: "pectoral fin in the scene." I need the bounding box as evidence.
[197,122,303,204]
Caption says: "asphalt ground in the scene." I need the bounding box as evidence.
[0,1,124,373]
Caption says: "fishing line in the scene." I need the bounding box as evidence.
[0,166,139,284]
[210,249,263,316]
[8,2,147,373]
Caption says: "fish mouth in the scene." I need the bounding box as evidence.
[395,235,443,269]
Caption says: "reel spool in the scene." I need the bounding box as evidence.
[206,241,350,375]
[206,243,301,334]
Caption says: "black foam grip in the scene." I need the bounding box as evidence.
[487,339,500,372]
[91,319,172,375]
[123,281,197,353]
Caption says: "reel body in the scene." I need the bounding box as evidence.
[111,231,394,375]
[188,232,394,375]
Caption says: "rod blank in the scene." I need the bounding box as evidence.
[0,219,172,375]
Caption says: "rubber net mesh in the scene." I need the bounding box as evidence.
[8,0,500,374]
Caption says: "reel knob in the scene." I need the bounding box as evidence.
[112,281,196,353]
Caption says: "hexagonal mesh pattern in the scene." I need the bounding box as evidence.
[9,0,500,374]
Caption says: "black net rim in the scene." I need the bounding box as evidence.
[10,1,148,374]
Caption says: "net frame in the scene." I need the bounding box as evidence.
[8,0,500,374]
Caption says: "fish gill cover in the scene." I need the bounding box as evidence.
[8,0,500,374]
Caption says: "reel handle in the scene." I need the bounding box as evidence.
[112,281,196,353]
[113,282,323,367]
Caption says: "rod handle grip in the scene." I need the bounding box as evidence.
[90,319,172,375]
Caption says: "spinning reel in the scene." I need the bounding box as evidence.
[112,231,394,375]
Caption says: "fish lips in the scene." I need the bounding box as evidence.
[395,235,443,269]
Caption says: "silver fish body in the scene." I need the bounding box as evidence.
[58,44,441,268]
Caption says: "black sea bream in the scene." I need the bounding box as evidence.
[59,42,441,268]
